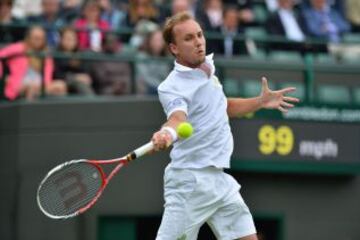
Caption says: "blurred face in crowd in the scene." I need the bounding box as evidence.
[42,0,60,17]
[278,0,294,10]
[63,0,82,8]
[310,0,327,10]
[98,0,111,11]
[60,29,78,52]
[0,0,12,21]
[27,27,47,51]
[132,0,151,17]
[223,8,239,31]
[170,19,206,68]
[206,0,222,10]
[84,2,101,22]
[148,30,165,56]
[172,0,190,15]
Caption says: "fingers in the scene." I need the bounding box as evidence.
[278,106,288,113]
[151,130,172,151]
[283,96,300,103]
[280,101,294,108]
[279,87,296,95]
[278,97,298,113]
[261,77,269,90]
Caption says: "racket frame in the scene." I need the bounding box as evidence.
[37,142,153,219]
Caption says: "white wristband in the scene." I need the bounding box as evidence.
[161,126,178,142]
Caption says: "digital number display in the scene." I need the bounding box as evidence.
[258,125,294,156]
[231,119,360,164]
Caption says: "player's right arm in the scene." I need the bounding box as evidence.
[151,110,187,151]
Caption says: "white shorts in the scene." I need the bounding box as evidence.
[156,166,256,240]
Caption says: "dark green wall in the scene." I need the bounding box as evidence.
[0,98,359,240]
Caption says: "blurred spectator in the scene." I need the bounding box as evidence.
[124,0,159,28]
[0,26,67,100]
[61,0,84,23]
[331,0,345,17]
[0,0,26,43]
[53,27,94,95]
[302,0,350,43]
[28,0,66,47]
[136,28,170,94]
[130,20,158,48]
[265,0,301,12]
[238,0,256,26]
[265,0,279,12]
[158,0,195,24]
[302,0,345,16]
[90,33,131,95]
[11,0,42,18]
[266,0,306,42]
[74,0,110,52]
[224,0,256,26]
[197,0,223,32]
[266,0,311,52]
[97,0,126,30]
[172,0,195,16]
[345,0,360,32]
[209,6,247,57]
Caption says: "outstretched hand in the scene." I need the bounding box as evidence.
[260,77,300,113]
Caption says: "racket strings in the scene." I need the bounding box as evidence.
[38,162,103,217]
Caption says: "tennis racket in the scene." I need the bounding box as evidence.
[37,142,154,219]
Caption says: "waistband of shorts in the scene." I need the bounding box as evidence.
[166,165,224,173]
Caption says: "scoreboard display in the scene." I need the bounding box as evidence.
[230,106,360,175]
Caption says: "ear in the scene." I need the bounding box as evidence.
[169,43,178,56]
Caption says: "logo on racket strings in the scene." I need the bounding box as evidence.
[54,171,87,209]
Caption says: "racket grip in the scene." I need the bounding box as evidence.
[133,141,154,158]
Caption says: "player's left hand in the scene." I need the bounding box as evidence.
[260,77,300,113]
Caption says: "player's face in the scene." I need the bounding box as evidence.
[170,19,206,68]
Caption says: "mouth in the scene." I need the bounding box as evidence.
[197,49,205,55]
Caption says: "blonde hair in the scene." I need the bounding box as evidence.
[129,0,158,25]
[25,26,47,71]
[162,11,194,45]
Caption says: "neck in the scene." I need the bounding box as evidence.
[176,58,201,69]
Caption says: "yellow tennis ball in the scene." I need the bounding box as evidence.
[177,122,193,139]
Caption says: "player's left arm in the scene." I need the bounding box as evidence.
[227,77,300,118]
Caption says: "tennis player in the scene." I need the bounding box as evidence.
[151,12,299,240]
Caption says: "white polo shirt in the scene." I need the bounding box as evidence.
[158,54,233,169]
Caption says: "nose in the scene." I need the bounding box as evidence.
[194,36,202,47]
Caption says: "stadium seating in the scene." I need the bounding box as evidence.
[316,84,352,105]
[268,51,303,62]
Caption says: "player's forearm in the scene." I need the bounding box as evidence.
[163,111,187,130]
[152,111,187,151]
[227,97,263,118]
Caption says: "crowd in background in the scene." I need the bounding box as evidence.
[0,0,359,101]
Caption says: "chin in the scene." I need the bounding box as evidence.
[196,56,206,65]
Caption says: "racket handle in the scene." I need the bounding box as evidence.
[132,141,154,159]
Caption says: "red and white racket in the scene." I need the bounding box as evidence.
[37,142,154,219]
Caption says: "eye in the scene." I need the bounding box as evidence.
[185,35,193,41]
[197,32,203,38]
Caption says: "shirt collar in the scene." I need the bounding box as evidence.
[174,53,215,74]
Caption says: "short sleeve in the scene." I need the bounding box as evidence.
[158,71,204,119]
[158,89,188,119]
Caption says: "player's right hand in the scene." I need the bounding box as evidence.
[151,130,173,151]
